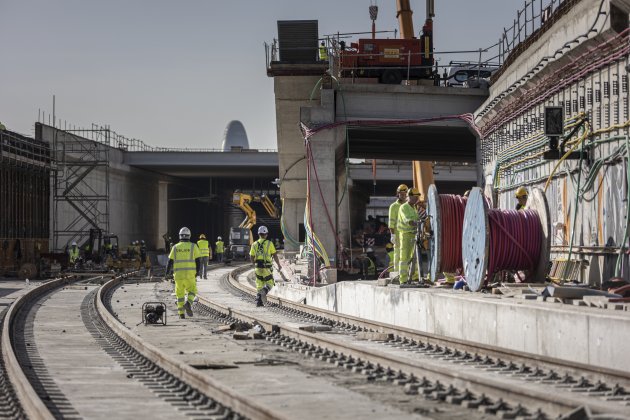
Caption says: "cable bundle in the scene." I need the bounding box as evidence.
[486,208,542,278]
[439,194,467,272]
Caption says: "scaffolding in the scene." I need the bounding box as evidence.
[42,123,111,251]
[0,129,51,272]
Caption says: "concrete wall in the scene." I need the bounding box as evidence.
[475,0,630,284]
[39,125,167,251]
[274,75,322,251]
[272,282,630,373]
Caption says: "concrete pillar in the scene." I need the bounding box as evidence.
[273,75,322,252]
[336,171,353,249]
[158,181,168,250]
[300,89,337,266]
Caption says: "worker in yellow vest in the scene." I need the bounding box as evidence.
[197,234,211,279]
[397,188,422,285]
[215,236,224,263]
[385,242,394,269]
[68,241,79,266]
[388,184,408,278]
[249,226,280,307]
[515,186,528,210]
[319,41,328,62]
[167,227,201,319]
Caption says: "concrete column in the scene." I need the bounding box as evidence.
[336,171,353,250]
[158,181,168,250]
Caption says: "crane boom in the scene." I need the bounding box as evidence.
[396,0,415,39]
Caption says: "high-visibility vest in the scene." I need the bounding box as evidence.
[169,241,201,281]
[397,202,419,234]
[319,46,328,61]
[388,201,402,230]
[216,241,224,254]
[366,257,376,276]
[197,240,209,257]
[69,247,79,263]
[250,239,275,266]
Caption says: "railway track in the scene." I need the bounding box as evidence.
[195,266,630,419]
[0,270,277,419]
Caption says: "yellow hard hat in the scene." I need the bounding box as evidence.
[396,184,409,193]
[199,233,206,239]
[515,187,528,198]
[408,187,422,197]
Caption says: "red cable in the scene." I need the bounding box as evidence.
[486,209,542,281]
[439,194,467,273]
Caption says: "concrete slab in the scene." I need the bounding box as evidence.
[272,281,630,373]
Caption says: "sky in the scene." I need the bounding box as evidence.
[1,1,521,150]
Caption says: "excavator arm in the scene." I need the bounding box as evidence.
[233,192,257,229]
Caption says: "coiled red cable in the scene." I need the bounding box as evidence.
[439,194,467,273]
[486,209,542,279]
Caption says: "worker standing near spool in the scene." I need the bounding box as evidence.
[215,236,224,262]
[197,234,210,279]
[166,227,201,319]
[388,184,408,278]
[398,188,422,284]
[250,226,281,307]
[515,187,528,210]
[385,242,394,268]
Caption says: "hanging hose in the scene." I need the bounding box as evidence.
[280,198,300,248]
[438,194,468,273]
[615,135,630,277]
[486,209,542,280]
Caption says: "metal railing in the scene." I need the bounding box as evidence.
[38,112,276,153]
[497,0,571,64]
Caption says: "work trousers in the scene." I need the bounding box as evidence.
[254,266,274,291]
[200,256,208,278]
[393,231,401,272]
[217,252,223,263]
[175,276,197,316]
[398,232,419,284]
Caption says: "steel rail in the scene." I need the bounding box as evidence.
[201,266,630,417]
[228,266,630,388]
[97,269,285,420]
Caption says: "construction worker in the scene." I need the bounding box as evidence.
[166,227,201,319]
[361,247,377,280]
[68,241,79,265]
[0,121,5,131]
[388,184,408,277]
[139,240,147,263]
[215,236,224,263]
[398,188,422,285]
[515,186,528,211]
[318,41,328,62]
[250,226,281,307]
[385,242,394,268]
[197,234,210,279]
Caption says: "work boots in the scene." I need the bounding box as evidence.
[184,301,193,317]
[179,314,185,319]
[256,293,264,307]
[260,285,270,304]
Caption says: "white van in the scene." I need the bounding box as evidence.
[444,63,498,87]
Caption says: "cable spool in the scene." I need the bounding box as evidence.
[426,185,468,281]
[462,187,550,291]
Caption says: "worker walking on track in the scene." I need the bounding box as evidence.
[515,187,528,210]
[197,234,211,279]
[388,184,408,277]
[397,188,422,285]
[250,226,281,307]
[167,227,201,319]
[215,236,224,263]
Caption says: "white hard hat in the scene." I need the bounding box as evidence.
[217,236,222,240]
[179,227,191,239]
[366,247,374,253]
[71,241,77,246]
[258,226,269,235]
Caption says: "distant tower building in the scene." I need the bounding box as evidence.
[221,120,250,151]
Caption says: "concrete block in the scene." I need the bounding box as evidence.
[321,269,337,284]
[232,332,251,340]
[356,332,394,341]
[376,278,390,286]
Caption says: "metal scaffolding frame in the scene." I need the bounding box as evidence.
[51,126,110,251]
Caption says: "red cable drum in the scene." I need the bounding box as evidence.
[462,187,550,291]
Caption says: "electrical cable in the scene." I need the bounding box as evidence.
[615,135,630,277]
[485,209,543,282]
[438,194,468,273]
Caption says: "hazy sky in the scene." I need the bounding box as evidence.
[1,1,521,149]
